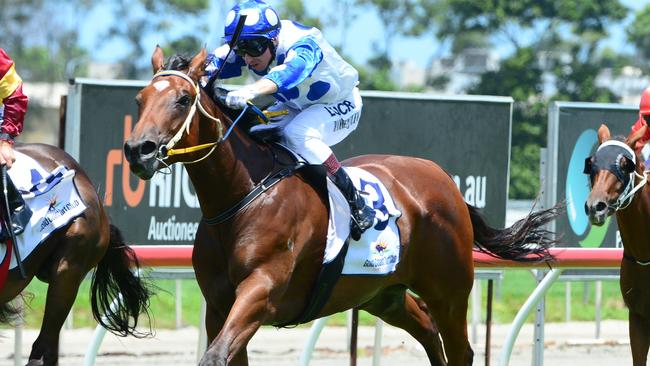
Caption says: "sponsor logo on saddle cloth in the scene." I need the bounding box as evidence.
[0,151,87,281]
[326,166,402,275]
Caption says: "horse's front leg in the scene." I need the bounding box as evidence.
[199,272,279,366]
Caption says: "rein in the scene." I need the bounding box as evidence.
[620,169,650,266]
[150,70,272,165]
[615,170,649,211]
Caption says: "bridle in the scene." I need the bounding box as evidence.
[149,69,274,167]
[585,140,649,211]
[150,69,225,165]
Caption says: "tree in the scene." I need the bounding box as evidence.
[0,0,92,82]
[627,5,650,71]
[326,0,359,51]
[356,0,417,58]
[441,0,629,198]
[277,0,323,29]
[356,52,398,91]
[100,0,209,79]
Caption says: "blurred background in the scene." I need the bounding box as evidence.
[4,0,650,199]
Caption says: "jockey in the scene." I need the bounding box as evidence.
[631,86,650,154]
[0,48,31,234]
[204,0,374,240]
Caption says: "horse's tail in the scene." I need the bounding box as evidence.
[468,203,562,262]
[90,224,152,337]
[0,301,20,324]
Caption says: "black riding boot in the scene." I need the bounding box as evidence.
[331,168,375,240]
[3,175,31,236]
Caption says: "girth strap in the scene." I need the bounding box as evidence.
[623,252,650,266]
[202,163,304,226]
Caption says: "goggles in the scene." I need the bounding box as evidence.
[234,38,271,58]
[644,114,650,124]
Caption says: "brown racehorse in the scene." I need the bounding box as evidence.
[585,124,650,366]
[124,47,560,366]
[0,143,152,366]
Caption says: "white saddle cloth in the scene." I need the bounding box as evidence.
[0,151,88,269]
[325,166,402,276]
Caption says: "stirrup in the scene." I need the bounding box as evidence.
[10,204,32,236]
[349,199,375,241]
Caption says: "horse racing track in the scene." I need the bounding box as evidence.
[0,320,632,365]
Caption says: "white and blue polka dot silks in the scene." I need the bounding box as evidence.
[205,20,359,112]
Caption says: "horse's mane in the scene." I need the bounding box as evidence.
[162,53,264,133]
[165,54,190,71]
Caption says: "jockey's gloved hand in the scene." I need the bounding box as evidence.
[225,87,258,109]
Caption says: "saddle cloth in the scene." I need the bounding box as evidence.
[0,151,88,272]
[326,166,402,275]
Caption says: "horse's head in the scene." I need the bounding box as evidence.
[124,46,218,180]
[584,124,647,225]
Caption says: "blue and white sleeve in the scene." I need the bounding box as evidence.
[204,44,247,81]
[265,37,323,92]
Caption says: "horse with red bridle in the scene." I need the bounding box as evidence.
[124,47,560,366]
[585,124,650,366]
[0,143,152,366]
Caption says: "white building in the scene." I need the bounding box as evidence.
[394,48,501,94]
[394,48,648,106]
[595,66,650,106]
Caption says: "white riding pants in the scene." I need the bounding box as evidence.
[252,87,363,164]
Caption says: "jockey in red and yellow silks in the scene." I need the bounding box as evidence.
[0,48,27,168]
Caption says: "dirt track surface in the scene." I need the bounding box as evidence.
[0,320,632,365]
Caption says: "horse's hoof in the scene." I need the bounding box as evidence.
[25,359,44,366]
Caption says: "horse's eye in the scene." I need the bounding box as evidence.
[177,95,191,108]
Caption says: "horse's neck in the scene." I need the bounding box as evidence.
[617,178,650,258]
[183,106,272,219]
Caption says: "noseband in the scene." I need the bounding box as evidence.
[584,140,648,210]
[150,70,224,164]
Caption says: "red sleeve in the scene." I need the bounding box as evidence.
[0,49,13,75]
[632,116,650,152]
[0,49,26,140]
[1,84,27,139]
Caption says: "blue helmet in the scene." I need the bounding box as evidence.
[224,0,281,42]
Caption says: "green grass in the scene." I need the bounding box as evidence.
[0,269,628,330]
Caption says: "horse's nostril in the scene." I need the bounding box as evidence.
[140,141,157,156]
[595,201,607,212]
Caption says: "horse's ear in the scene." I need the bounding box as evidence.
[626,124,647,149]
[152,45,164,74]
[188,48,207,81]
[597,124,611,144]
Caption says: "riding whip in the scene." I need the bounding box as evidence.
[1,165,25,279]
[213,14,248,80]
